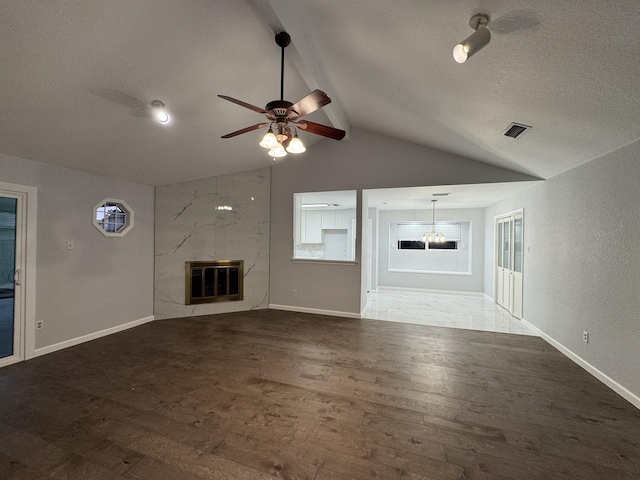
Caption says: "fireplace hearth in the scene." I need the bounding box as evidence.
[185,260,243,305]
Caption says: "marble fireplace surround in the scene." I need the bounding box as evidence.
[154,168,270,319]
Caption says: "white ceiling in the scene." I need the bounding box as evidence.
[365,182,541,210]
[1,1,639,186]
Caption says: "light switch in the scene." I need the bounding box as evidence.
[66,240,74,250]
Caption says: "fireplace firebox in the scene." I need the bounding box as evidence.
[185,260,243,305]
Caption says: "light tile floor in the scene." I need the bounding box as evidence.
[361,289,538,336]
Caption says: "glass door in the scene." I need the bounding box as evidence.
[0,196,18,359]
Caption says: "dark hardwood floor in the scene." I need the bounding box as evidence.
[0,309,638,479]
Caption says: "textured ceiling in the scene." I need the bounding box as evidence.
[1,1,639,185]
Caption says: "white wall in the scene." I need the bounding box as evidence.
[154,168,270,319]
[269,128,538,315]
[0,152,155,349]
[484,139,640,404]
[378,207,484,292]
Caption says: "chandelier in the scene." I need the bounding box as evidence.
[422,200,447,243]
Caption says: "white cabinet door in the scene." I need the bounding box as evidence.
[321,210,337,229]
[302,210,322,243]
[336,209,350,229]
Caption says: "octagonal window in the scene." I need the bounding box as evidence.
[93,199,134,237]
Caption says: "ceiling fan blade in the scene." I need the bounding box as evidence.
[297,120,346,140]
[218,95,267,114]
[221,123,268,139]
[288,90,331,118]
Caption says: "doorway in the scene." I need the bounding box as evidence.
[495,210,523,318]
[0,195,19,361]
[0,182,37,367]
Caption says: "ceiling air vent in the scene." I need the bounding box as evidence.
[432,193,450,197]
[502,123,531,139]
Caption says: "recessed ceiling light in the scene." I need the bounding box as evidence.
[156,111,170,124]
[151,100,171,125]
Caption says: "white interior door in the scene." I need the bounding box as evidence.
[511,214,524,318]
[367,219,372,292]
[502,218,512,312]
[496,221,504,306]
[495,211,524,318]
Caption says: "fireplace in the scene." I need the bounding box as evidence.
[185,260,243,305]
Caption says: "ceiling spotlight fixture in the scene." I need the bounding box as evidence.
[453,14,491,64]
[422,200,447,244]
[151,100,171,124]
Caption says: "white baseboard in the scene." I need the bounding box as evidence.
[33,315,155,358]
[377,286,485,297]
[269,304,361,319]
[521,318,640,411]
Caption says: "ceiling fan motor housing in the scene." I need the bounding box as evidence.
[265,100,293,117]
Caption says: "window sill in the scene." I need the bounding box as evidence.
[291,258,358,266]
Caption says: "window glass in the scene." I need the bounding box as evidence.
[498,222,503,268]
[503,220,510,270]
[398,240,425,250]
[514,217,523,273]
[389,221,470,274]
[93,199,134,237]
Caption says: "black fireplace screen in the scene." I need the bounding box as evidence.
[185,260,243,304]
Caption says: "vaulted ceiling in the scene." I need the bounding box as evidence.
[1,1,639,186]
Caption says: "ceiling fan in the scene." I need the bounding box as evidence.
[218,31,346,158]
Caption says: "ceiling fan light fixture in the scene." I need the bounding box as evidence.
[259,127,278,148]
[268,144,287,158]
[286,134,306,154]
[218,31,346,158]
[453,14,491,64]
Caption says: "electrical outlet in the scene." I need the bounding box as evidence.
[293,289,297,297]
[36,319,44,330]
[582,331,589,343]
